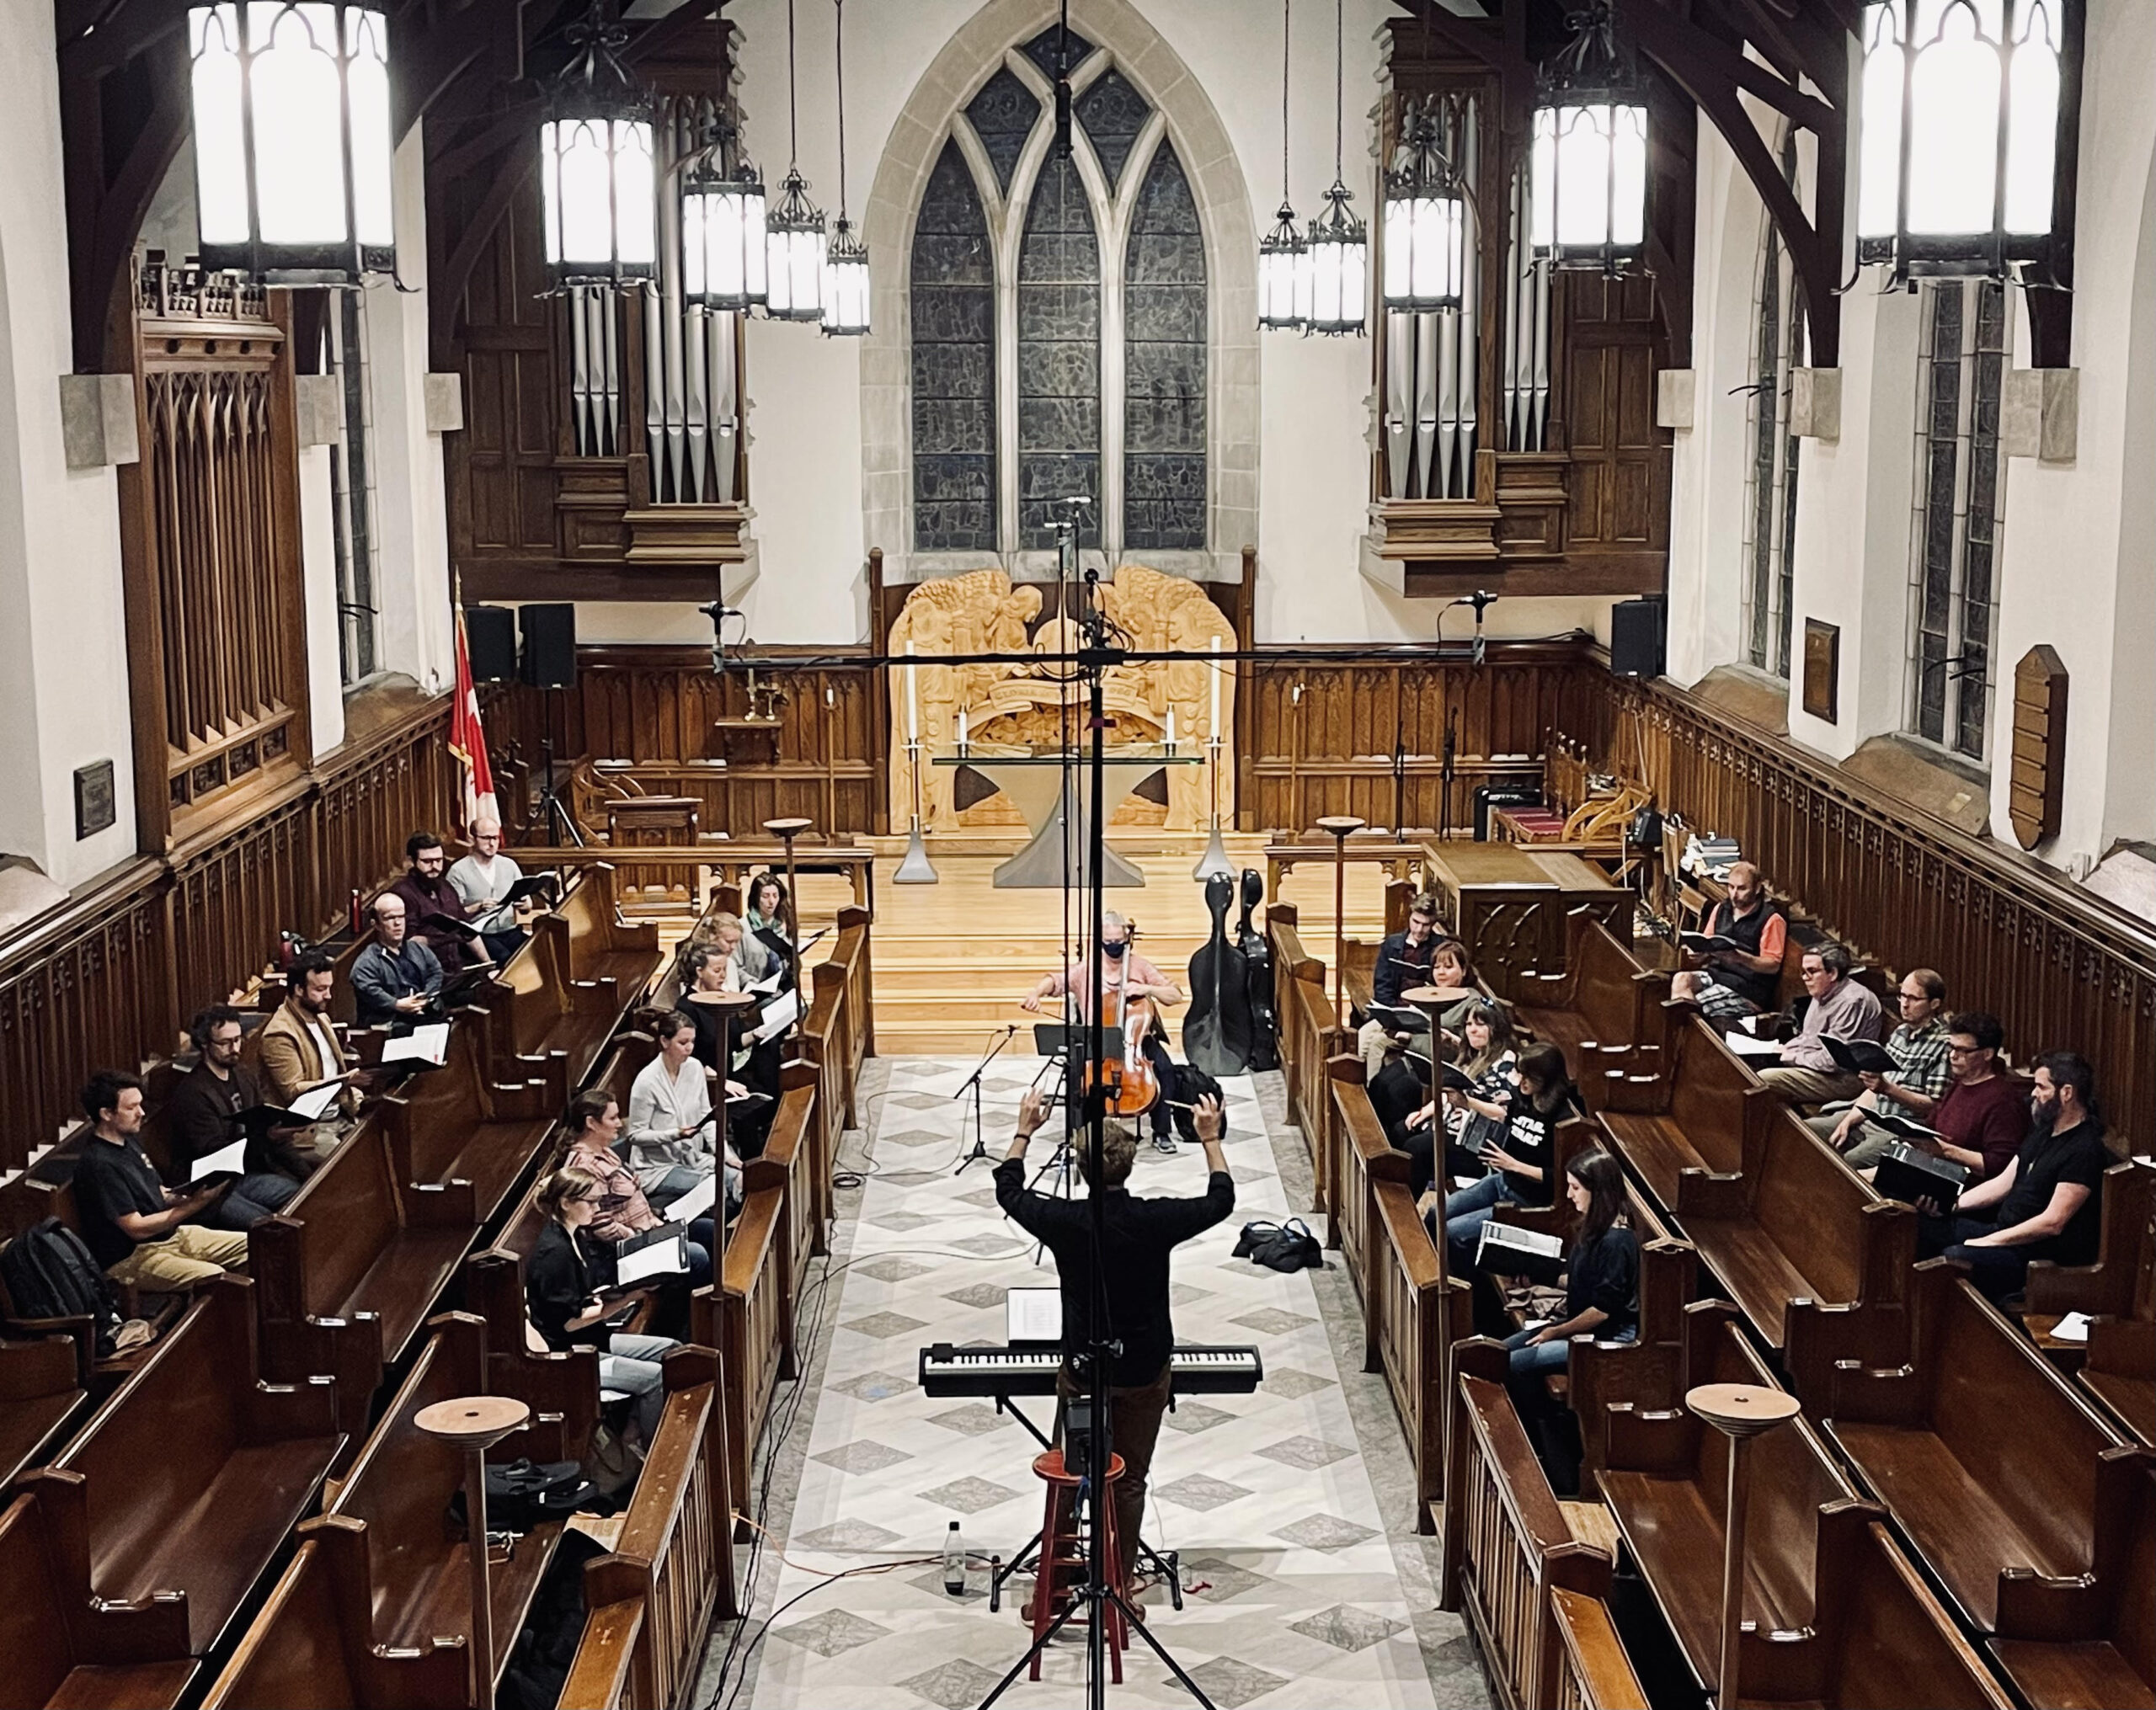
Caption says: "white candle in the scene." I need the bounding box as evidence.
[957,706,969,747]
[905,640,918,743]
[1209,633,1223,738]
[1166,706,1176,747]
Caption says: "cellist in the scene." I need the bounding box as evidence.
[1021,911,1186,1154]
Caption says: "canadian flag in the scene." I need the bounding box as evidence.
[449,607,499,832]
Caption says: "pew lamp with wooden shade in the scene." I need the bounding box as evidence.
[414,1393,532,1710]
[1685,1381,1802,1710]
[1315,815,1366,1025]
[762,818,815,961]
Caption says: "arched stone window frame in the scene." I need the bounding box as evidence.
[861,0,1257,586]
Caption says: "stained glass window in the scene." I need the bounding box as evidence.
[911,140,996,551]
[1123,143,1206,549]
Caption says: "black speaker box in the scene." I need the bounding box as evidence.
[519,603,577,689]
[1609,596,1666,679]
[464,605,517,684]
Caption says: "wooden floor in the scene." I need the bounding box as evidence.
[863,829,1393,1054]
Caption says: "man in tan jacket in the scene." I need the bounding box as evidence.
[258,951,363,1126]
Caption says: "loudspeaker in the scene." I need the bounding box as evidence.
[1609,596,1666,679]
[464,605,517,684]
[519,603,577,689]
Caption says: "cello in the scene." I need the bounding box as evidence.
[1085,921,1161,1118]
[1236,868,1278,1071]
[1182,871,1255,1078]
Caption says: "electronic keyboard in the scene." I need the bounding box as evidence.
[917,1343,1263,1398]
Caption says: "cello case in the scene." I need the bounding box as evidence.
[1182,871,1256,1079]
[1237,868,1278,1070]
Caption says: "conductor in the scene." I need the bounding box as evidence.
[993,1087,1233,1585]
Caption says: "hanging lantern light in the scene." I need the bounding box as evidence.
[1856,0,2068,281]
[1383,95,1470,312]
[1531,3,1648,272]
[189,2,398,283]
[1305,0,1368,336]
[1258,0,1307,330]
[819,0,869,335]
[764,0,826,322]
[682,107,767,312]
[538,1,657,290]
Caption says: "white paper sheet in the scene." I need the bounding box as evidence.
[750,988,800,1041]
[617,1232,687,1285]
[1006,1287,1064,1344]
[1723,1031,1785,1060]
[291,1081,344,1121]
[2051,1311,2092,1344]
[667,1171,718,1224]
[381,1023,450,1066]
[190,1137,248,1181]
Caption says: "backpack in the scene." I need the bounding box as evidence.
[1232,1218,1325,1274]
[1,1218,124,1357]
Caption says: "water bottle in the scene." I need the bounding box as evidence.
[942,1520,967,1595]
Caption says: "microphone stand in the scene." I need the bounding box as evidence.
[953,1025,1017,1176]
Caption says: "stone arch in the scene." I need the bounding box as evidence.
[860,0,1257,585]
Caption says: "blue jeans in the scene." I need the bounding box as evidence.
[207,1172,299,1230]
[601,1330,679,1443]
[1504,1321,1637,1379]
[1442,1173,1516,1274]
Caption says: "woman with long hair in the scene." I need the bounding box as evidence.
[1391,1001,1520,1201]
[1438,1041,1582,1272]
[745,871,793,956]
[1502,1148,1638,1387]
[526,1164,680,1447]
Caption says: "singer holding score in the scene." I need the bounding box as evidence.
[994,1087,1233,1590]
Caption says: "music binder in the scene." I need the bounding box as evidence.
[1476,1220,1566,1284]
[1873,1140,1967,1213]
[1822,1035,1900,1076]
[1680,931,1740,954]
[615,1223,690,1286]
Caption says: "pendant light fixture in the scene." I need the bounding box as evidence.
[538,0,657,290]
[820,0,869,335]
[680,38,767,312]
[1855,0,2068,283]
[1531,3,1648,272]
[764,0,826,322]
[1383,94,1470,312]
[1304,0,1367,336]
[1258,0,1308,331]
[189,2,398,283]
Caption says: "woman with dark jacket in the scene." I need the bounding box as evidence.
[1503,1148,1639,1387]
[1438,1041,1582,1273]
[526,1164,680,1446]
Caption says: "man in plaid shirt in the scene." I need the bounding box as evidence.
[1810,968,1951,1166]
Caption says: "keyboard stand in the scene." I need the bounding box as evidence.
[982,1392,1185,1616]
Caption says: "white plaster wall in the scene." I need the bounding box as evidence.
[298,444,348,755]
[1986,0,2156,868]
[0,0,136,887]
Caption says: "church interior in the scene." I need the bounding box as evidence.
[0,0,2151,1706]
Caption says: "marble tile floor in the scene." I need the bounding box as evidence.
[698,1057,1490,1710]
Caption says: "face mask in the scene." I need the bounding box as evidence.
[1103,940,1128,961]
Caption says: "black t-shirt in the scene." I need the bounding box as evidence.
[1564,1225,1640,1339]
[994,1156,1235,1387]
[1499,1090,1581,1207]
[526,1221,622,1353]
[72,1134,170,1270]
[1993,1119,2109,1265]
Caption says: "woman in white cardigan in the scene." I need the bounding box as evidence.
[625,1011,740,1210]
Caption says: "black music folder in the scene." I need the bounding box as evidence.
[1680,931,1739,954]
[1823,1035,1900,1077]
[1873,1141,1967,1213]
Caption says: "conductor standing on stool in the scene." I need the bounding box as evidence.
[994,1087,1233,1584]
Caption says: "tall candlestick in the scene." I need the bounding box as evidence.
[957,706,969,748]
[905,641,918,743]
[1209,633,1223,739]
[1166,706,1176,747]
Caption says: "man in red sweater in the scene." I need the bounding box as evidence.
[1895,1010,2028,1183]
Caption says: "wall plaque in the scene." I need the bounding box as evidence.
[1801,620,1839,723]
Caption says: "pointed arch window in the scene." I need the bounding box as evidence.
[908,35,1214,565]
[1742,135,1806,679]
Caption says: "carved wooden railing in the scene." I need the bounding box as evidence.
[563,1350,735,1710]
[1588,679,2156,1139]
[0,692,455,1169]
[1263,903,1341,1214]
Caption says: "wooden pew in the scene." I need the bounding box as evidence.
[562,1348,738,1710]
[204,1311,574,1710]
[799,904,874,1249]
[751,1066,820,1317]
[2025,1158,2156,1441]
[9,1275,343,1692]
[694,1184,792,1533]
[1265,903,1342,1215]
[1326,1056,1403,1318]
[1588,1302,2008,1707]
[379,1015,559,1223]
[1512,908,1673,1086]
[248,1114,480,1441]
[0,1326,88,1488]
[1369,1169,1471,1529]
[1822,1258,2156,1681]
[1599,1018,1917,1399]
[478,866,660,1085]
[1436,1362,1646,1710]
[1595,1015,1769,1208]
[1988,1458,2155,1710]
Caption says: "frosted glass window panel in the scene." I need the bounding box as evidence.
[547,120,617,265]
[191,8,250,246]
[344,8,394,249]
[249,3,347,245]
[612,120,657,270]
[1907,2,2002,236]
[1856,4,1906,241]
[2005,1,2060,234]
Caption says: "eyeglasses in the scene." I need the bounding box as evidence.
[1897,991,1931,1002]
[1946,1042,1986,1057]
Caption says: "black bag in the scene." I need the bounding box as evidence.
[451,1457,598,1536]
[1232,1218,1325,1273]
[1,1218,123,1357]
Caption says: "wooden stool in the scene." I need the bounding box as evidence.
[1023,1447,1128,1682]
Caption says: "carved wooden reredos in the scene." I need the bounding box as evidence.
[886,567,1235,833]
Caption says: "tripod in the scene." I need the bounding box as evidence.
[531,685,583,846]
[953,1025,1019,1176]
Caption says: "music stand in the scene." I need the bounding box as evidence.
[953,1025,1019,1176]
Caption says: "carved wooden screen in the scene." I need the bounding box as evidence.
[121,262,311,849]
[1552,272,1672,583]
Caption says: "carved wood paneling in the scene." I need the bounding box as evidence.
[1553,274,1673,584]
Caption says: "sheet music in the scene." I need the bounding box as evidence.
[1723,1031,1785,1060]
[751,989,800,1040]
[291,1081,343,1121]
[749,967,785,995]
[2052,1311,2092,1344]
[616,1233,687,1285]
[1006,1288,1064,1344]
[190,1137,248,1181]
[381,1023,450,1066]
[668,1171,718,1224]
